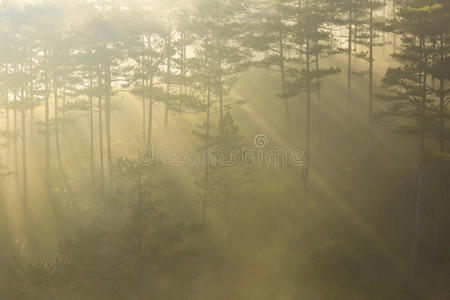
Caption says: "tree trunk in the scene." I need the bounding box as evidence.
[21,80,27,213]
[98,71,105,203]
[147,74,153,146]
[347,11,352,126]
[89,71,95,189]
[279,30,290,135]
[104,64,112,191]
[141,59,146,145]
[44,62,50,197]
[410,37,426,292]
[4,64,9,171]
[136,180,144,300]
[346,9,353,175]
[432,32,446,264]
[28,52,34,139]
[369,1,374,180]
[218,58,224,127]
[392,0,396,54]
[54,75,72,199]
[303,0,311,199]
[147,38,154,146]
[13,64,18,177]
[224,177,230,247]
[165,35,172,131]
[315,31,322,144]
[62,81,66,120]
[382,0,386,55]
[203,75,211,224]
[180,31,187,108]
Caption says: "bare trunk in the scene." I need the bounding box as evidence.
[21,79,27,213]
[98,71,105,203]
[382,0,386,55]
[141,60,146,145]
[346,9,353,174]
[218,58,223,127]
[104,64,112,191]
[44,61,50,197]
[410,37,426,292]
[165,35,171,131]
[146,39,154,146]
[89,71,95,188]
[279,30,290,135]
[392,0,396,54]
[203,75,211,224]
[303,0,311,199]
[432,33,446,264]
[136,181,144,300]
[315,31,321,144]
[224,178,230,247]
[147,74,153,146]
[369,1,374,180]
[54,75,72,198]
[347,11,352,126]
[62,82,66,120]
[4,64,9,171]
[13,64,18,177]
[29,52,34,139]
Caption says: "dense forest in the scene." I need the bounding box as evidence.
[0,0,448,299]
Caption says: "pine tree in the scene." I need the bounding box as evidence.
[58,157,201,299]
[247,0,296,134]
[425,0,449,265]
[377,0,444,290]
[283,0,339,197]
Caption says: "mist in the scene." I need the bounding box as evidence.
[0,0,449,299]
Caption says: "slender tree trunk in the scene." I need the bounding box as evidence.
[98,71,105,203]
[21,79,27,213]
[136,180,144,300]
[165,35,172,131]
[147,38,154,146]
[203,74,211,224]
[410,37,427,292]
[432,32,446,264]
[4,64,9,171]
[218,58,224,127]
[346,9,353,175]
[279,30,290,135]
[303,0,311,198]
[29,108,34,140]
[392,0,396,54]
[29,52,34,139]
[224,176,230,247]
[13,64,18,177]
[347,11,353,126]
[383,0,386,56]
[104,64,112,191]
[369,1,374,180]
[141,59,146,145]
[89,71,95,189]
[314,32,322,144]
[180,31,187,108]
[54,75,72,198]
[62,81,66,120]
[44,63,50,197]
[147,74,153,146]
[183,38,187,96]
[5,106,9,170]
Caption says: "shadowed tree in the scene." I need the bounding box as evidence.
[247,0,296,135]
[377,1,444,291]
